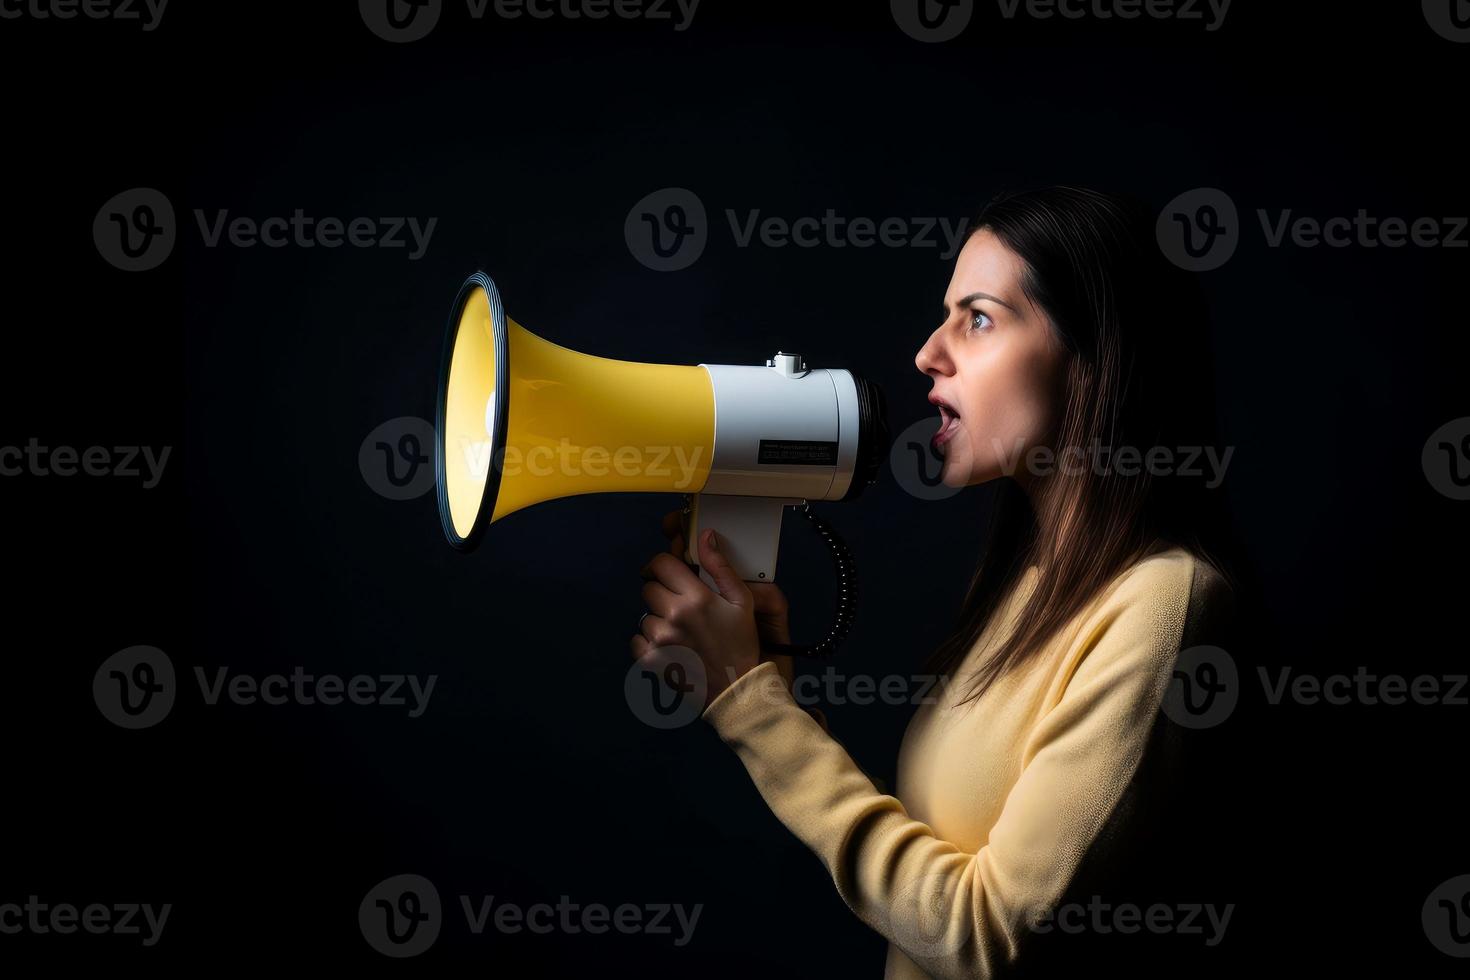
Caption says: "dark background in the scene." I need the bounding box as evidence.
[4,0,1467,973]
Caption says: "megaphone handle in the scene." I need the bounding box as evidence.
[681,497,859,660]
[682,493,803,586]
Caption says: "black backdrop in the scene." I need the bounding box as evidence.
[4,1,1468,974]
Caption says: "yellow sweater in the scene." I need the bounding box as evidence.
[701,544,1231,978]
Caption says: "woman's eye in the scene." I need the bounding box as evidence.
[969,310,993,332]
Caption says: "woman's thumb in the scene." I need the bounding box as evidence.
[698,528,749,605]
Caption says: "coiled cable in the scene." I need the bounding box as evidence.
[763,502,857,659]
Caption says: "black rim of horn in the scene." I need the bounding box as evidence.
[435,270,510,552]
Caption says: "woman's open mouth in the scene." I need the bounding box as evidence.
[931,399,961,455]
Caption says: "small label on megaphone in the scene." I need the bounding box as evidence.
[756,438,839,466]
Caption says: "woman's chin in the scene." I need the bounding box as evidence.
[938,446,1006,488]
[936,451,973,487]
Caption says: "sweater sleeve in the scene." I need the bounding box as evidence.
[700,560,1205,979]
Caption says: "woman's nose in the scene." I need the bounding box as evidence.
[914,328,949,377]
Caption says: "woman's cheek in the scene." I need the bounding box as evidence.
[959,398,1009,484]
[980,408,1047,485]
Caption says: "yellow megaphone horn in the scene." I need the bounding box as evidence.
[434,272,888,654]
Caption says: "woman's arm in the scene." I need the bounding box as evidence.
[701,556,1219,979]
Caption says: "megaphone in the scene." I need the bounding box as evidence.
[435,272,889,655]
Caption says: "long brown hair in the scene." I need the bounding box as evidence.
[927,186,1236,706]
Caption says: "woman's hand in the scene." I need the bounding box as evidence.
[656,509,796,690]
[632,523,762,708]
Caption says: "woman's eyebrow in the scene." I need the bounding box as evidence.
[945,291,1019,316]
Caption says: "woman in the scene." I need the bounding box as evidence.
[632,186,1237,978]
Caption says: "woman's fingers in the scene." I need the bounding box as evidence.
[637,612,680,648]
[640,551,703,595]
[661,508,688,559]
[640,579,679,619]
[629,536,764,707]
[629,632,650,661]
[694,529,750,608]
[747,583,790,618]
